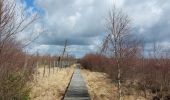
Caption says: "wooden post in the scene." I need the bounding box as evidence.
[43,60,46,77]
[48,61,51,76]
[36,61,39,77]
[60,39,68,68]
[66,53,68,67]
[36,61,39,70]
[56,61,59,71]
[58,56,61,69]
[53,61,55,74]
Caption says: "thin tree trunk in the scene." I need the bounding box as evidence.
[117,59,122,100]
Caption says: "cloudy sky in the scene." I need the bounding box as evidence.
[19,0,170,58]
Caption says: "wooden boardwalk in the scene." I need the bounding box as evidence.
[63,67,90,100]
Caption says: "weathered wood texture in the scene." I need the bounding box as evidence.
[64,67,90,100]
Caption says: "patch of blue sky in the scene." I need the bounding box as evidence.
[22,0,44,15]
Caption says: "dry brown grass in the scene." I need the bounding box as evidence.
[81,69,147,100]
[29,65,75,100]
[81,69,117,100]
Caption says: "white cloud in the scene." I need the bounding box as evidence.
[123,0,163,28]
[17,0,170,57]
[24,0,108,57]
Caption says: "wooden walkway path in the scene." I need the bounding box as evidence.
[63,66,90,100]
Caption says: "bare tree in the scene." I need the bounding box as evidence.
[0,0,38,64]
[101,6,131,100]
[0,0,39,99]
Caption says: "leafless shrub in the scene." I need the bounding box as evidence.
[0,0,38,99]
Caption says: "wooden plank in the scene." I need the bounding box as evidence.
[64,67,90,100]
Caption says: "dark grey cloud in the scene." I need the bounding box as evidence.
[33,0,106,48]
[21,0,170,57]
[21,0,108,57]
[38,36,94,46]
